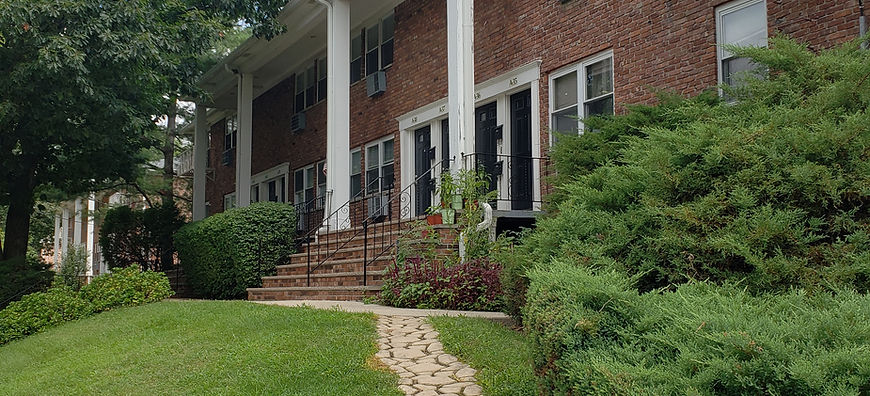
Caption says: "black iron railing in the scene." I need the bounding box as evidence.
[461,152,551,210]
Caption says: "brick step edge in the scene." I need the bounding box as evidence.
[263,270,385,280]
[277,256,395,270]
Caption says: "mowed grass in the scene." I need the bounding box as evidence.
[428,316,536,395]
[0,300,400,396]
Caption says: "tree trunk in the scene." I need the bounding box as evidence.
[162,98,178,206]
[2,175,36,261]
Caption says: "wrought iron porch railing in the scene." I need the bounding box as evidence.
[303,159,453,286]
[461,152,552,210]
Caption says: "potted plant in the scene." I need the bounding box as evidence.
[437,171,462,209]
[426,205,442,225]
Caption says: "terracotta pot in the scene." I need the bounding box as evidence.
[426,213,442,225]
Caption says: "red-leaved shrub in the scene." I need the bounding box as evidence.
[380,257,503,311]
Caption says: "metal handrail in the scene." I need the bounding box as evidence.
[306,158,452,285]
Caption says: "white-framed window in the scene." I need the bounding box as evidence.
[351,33,363,84]
[294,56,327,113]
[250,163,290,204]
[549,50,614,137]
[716,0,767,88]
[265,175,286,203]
[365,13,395,76]
[225,114,237,150]
[251,185,260,202]
[350,149,362,198]
[365,138,395,195]
[223,192,236,211]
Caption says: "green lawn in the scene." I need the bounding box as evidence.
[0,300,400,396]
[429,316,536,396]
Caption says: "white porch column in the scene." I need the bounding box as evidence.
[53,213,61,265]
[73,198,83,246]
[61,207,69,260]
[322,0,352,229]
[236,72,254,208]
[86,195,95,278]
[447,0,475,172]
[193,104,208,220]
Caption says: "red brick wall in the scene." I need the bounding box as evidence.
[206,0,859,215]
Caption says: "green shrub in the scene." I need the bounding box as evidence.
[524,264,870,395]
[80,265,173,312]
[174,202,296,299]
[99,203,184,271]
[513,37,870,304]
[55,244,89,290]
[0,287,93,345]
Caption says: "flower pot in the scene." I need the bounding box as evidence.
[426,213,442,225]
[441,208,456,224]
[451,194,463,209]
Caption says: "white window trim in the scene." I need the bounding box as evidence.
[350,148,363,200]
[293,161,328,206]
[548,49,614,141]
[294,53,328,113]
[715,0,768,88]
[223,192,236,211]
[365,12,395,76]
[224,114,238,150]
[251,163,290,204]
[364,136,395,196]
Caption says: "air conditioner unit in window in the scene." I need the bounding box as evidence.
[221,149,234,166]
[367,193,390,221]
[366,71,387,97]
[290,113,306,132]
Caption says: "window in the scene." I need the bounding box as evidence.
[224,115,237,150]
[365,13,395,76]
[549,51,614,136]
[251,185,259,202]
[317,58,327,102]
[294,164,323,205]
[365,138,395,194]
[294,57,327,112]
[316,161,326,205]
[716,0,767,87]
[351,149,362,198]
[351,34,363,84]
[223,193,236,211]
[266,176,286,203]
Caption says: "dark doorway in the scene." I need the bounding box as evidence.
[474,102,500,196]
[510,89,533,210]
[414,126,433,215]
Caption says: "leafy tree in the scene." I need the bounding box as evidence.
[0,0,285,262]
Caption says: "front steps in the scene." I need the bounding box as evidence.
[246,220,459,301]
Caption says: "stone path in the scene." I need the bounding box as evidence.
[375,315,482,396]
[255,300,511,396]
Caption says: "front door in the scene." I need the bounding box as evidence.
[475,102,499,195]
[414,126,433,215]
[510,89,533,210]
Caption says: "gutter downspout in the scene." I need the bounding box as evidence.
[860,0,867,49]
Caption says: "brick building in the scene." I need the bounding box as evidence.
[185,0,863,300]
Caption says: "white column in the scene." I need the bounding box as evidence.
[447,0,475,172]
[53,213,61,266]
[61,206,69,261]
[86,196,95,278]
[323,0,352,229]
[73,198,83,246]
[236,73,254,208]
[193,104,208,220]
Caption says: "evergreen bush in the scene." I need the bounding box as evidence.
[515,37,870,301]
[173,202,296,299]
[524,264,870,394]
[80,265,173,312]
[99,203,184,271]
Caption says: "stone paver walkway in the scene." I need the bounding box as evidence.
[256,300,510,396]
[376,315,481,396]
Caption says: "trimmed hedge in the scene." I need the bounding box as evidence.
[0,287,93,344]
[80,265,174,312]
[173,202,296,299]
[524,263,870,395]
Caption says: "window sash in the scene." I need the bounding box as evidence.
[549,53,614,136]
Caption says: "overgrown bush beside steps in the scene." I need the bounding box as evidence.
[380,257,503,311]
[173,202,296,299]
[524,263,870,395]
[81,265,174,312]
